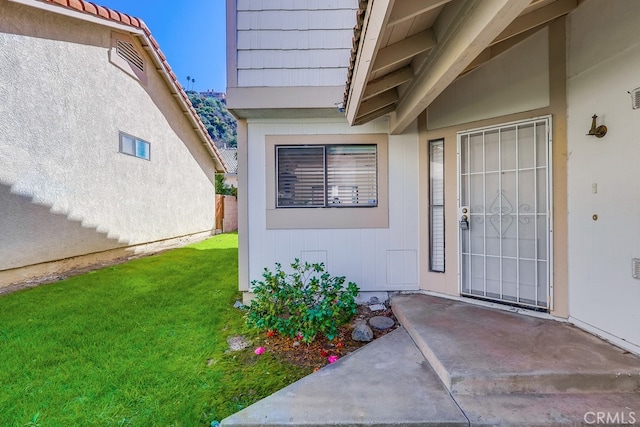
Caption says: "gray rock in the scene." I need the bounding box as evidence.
[369,316,395,330]
[233,300,245,309]
[368,304,386,312]
[227,335,250,351]
[352,322,374,342]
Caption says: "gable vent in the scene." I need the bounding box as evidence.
[116,40,144,72]
[630,87,640,110]
[633,258,640,280]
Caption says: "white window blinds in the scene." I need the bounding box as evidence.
[430,139,445,272]
[276,145,377,208]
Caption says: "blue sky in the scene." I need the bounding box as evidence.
[96,0,227,93]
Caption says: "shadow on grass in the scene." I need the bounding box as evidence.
[0,234,309,427]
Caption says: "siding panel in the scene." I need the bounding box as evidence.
[235,1,358,88]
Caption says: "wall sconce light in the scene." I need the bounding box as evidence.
[587,114,607,138]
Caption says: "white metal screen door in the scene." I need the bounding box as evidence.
[458,117,552,310]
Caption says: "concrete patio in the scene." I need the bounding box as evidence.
[221,294,640,426]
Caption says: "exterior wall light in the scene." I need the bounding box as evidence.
[587,114,607,138]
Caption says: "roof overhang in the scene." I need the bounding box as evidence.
[345,0,578,134]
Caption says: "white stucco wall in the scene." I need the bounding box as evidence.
[245,117,420,292]
[0,2,217,272]
[566,0,640,350]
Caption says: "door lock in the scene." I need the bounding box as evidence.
[459,214,469,230]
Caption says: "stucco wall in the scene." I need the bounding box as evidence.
[245,117,420,292]
[566,0,640,350]
[427,28,550,129]
[0,2,217,275]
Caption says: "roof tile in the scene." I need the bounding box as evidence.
[95,5,109,19]
[68,0,82,10]
[82,1,97,14]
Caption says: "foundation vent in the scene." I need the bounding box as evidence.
[630,87,640,110]
[116,40,144,72]
[633,258,640,279]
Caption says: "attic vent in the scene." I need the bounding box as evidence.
[116,40,144,72]
[630,87,640,109]
[633,258,640,280]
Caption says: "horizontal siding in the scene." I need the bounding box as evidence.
[238,68,347,86]
[237,0,357,11]
[238,49,349,69]
[235,0,358,88]
[238,10,355,30]
[237,29,354,50]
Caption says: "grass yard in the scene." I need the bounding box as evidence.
[0,233,309,426]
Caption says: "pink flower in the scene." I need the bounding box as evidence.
[254,347,265,355]
[296,332,304,340]
[327,355,339,364]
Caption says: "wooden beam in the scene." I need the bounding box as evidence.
[390,0,531,134]
[372,29,435,73]
[363,66,413,100]
[493,0,577,45]
[354,105,396,126]
[461,26,542,75]
[388,0,451,27]
[345,0,396,125]
[357,90,398,118]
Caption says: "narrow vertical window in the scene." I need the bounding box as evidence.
[430,139,445,272]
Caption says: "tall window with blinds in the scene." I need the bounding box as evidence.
[429,139,445,272]
[276,144,377,208]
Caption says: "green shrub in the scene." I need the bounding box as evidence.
[246,259,359,343]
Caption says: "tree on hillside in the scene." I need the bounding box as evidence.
[187,91,237,148]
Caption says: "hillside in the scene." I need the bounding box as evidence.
[187,91,237,148]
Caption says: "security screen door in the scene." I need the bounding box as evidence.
[458,117,551,310]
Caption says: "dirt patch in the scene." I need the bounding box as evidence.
[255,304,398,370]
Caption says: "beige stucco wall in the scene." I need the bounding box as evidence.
[420,22,569,318]
[0,1,217,282]
[566,0,640,352]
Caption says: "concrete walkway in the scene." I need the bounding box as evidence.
[221,294,640,426]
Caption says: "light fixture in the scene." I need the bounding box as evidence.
[587,114,607,138]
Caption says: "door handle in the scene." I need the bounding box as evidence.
[459,214,469,230]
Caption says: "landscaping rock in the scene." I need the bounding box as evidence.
[352,322,374,342]
[369,316,395,330]
[368,304,386,312]
[227,335,250,351]
[233,300,245,309]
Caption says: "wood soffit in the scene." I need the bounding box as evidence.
[344,0,578,134]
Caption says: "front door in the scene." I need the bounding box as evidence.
[458,117,552,310]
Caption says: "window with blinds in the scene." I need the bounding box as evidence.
[429,139,445,272]
[276,145,377,208]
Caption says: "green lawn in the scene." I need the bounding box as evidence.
[0,233,309,426]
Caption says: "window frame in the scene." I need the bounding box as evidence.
[119,131,151,161]
[275,144,378,209]
[265,134,388,230]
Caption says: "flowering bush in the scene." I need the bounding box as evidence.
[246,259,359,343]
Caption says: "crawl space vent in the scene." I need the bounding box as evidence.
[630,87,640,110]
[633,258,640,280]
[116,40,144,72]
